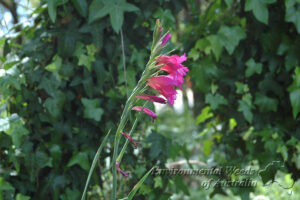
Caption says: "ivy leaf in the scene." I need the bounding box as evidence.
[258,161,283,184]
[245,58,263,77]
[109,0,139,33]
[35,151,53,169]
[218,26,246,55]
[288,67,300,118]
[89,0,139,33]
[203,139,213,156]
[205,93,228,110]
[110,4,124,34]
[238,100,253,123]
[285,0,300,34]
[245,0,276,24]
[225,0,233,8]
[195,106,214,124]
[60,188,80,200]
[289,89,300,118]
[0,177,14,191]
[48,0,57,23]
[235,82,249,94]
[5,123,29,148]
[44,92,65,118]
[254,93,278,112]
[71,0,88,17]
[67,152,89,171]
[77,44,96,71]
[16,194,31,200]
[78,55,94,71]
[88,0,113,23]
[207,35,223,61]
[81,98,104,122]
[45,55,62,73]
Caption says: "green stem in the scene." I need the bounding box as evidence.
[116,102,145,163]
[111,27,161,199]
[111,79,146,200]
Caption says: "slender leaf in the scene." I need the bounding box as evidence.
[81,130,111,200]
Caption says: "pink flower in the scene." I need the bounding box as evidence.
[161,33,171,46]
[157,53,187,65]
[136,94,166,104]
[132,106,157,122]
[147,76,178,105]
[121,132,140,149]
[116,161,129,177]
[156,54,188,89]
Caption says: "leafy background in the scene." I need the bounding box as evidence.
[1,0,300,199]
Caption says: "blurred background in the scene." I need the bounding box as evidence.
[1,0,300,199]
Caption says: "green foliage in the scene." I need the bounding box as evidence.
[245,58,262,77]
[184,0,300,198]
[81,98,104,122]
[2,0,300,199]
[245,0,276,24]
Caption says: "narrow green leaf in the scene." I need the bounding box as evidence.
[81,130,111,200]
[126,167,154,200]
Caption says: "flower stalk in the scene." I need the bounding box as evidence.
[81,19,189,200]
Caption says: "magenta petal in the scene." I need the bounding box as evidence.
[161,33,171,46]
[121,132,140,149]
[132,106,157,122]
[147,76,178,105]
[136,94,166,104]
[155,54,189,91]
[116,161,129,177]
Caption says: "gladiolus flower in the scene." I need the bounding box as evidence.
[147,76,178,105]
[116,161,129,177]
[132,106,157,122]
[121,132,140,149]
[156,53,189,89]
[161,33,171,46]
[136,94,166,104]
